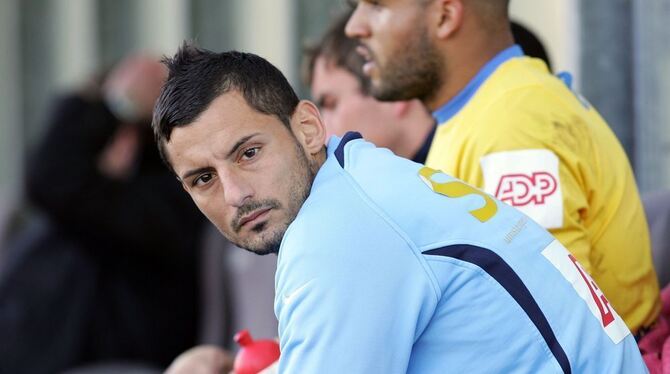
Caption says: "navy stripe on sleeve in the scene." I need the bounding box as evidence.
[335,132,362,167]
[423,244,571,374]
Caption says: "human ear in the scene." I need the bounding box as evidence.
[392,101,411,118]
[432,0,464,39]
[290,100,327,155]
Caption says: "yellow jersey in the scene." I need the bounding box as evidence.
[426,45,660,333]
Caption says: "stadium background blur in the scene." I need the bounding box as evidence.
[0,0,668,252]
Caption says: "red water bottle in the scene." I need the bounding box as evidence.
[233,330,280,374]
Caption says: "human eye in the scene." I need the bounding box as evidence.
[240,146,261,162]
[320,96,337,111]
[347,0,381,9]
[192,173,214,187]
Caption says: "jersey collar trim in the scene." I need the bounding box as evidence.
[432,44,524,125]
[412,124,437,164]
[331,131,363,167]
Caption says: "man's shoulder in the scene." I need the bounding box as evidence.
[484,59,587,118]
[443,62,594,149]
[493,57,564,93]
[278,139,431,261]
[280,163,403,255]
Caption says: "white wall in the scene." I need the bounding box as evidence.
[232,0,297,85]
[510,0,581,87]
[52,0,99,90]
[0,0,22,213]
[134,0,190,57]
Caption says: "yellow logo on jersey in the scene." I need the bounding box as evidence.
[419,166,497,222]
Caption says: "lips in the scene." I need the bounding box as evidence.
[356,45,376,76]
[238,208,271,228]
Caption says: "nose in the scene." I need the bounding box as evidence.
[321,112,339,140]
[220,169,253,208]
[321,109,334,128]
[345,5,370,39]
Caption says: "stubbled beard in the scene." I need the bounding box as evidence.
[228,141,317,256]
[231,199,281,233]
[370,27,443,104]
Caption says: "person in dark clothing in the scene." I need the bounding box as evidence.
[0,55,206,373]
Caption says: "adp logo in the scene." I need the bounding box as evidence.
[494,172,557,207]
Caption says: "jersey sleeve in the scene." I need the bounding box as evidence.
[274,201,437,374]
[467,91,594,274]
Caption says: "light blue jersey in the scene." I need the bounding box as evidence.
[274,133,647,374]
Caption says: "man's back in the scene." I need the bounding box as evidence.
[426,49,660,333]
[275,134,647,373]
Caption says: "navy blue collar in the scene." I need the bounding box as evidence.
[334,131,363,167]
[432,45,524,125]
[411,124,436,164]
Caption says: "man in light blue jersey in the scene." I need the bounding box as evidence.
[153,43,647,373]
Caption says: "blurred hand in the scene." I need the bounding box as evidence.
[165,345,234,374]
[98,124,140,179]
[103,54,167,123]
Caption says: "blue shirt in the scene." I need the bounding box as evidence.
[274,133,647,373]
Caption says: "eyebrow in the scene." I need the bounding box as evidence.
[227,133,260,159]
[180,166,214,182]
[179,132,261,181]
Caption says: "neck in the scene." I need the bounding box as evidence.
[393,105,435,159]
[425,32,514,111]
[313,146,328,171]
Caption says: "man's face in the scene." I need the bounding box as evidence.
[311,56,401,148]
[346,0,443,102]
[165,91,316,255]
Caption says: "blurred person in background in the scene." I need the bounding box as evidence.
[0,189,11,249]
[0,54,207,373]
[346,0,659,338]
[511,20,552,71]
[303,9,435,163]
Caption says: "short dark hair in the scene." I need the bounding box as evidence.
[302,9,370,94]
[153,42,300,168]
[511,21,552,71]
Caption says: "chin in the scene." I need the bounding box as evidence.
[238,225,285,256]
[250,246,279,256]
[244,238,281,256]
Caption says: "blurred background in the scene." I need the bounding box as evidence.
[1,0,670,231]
